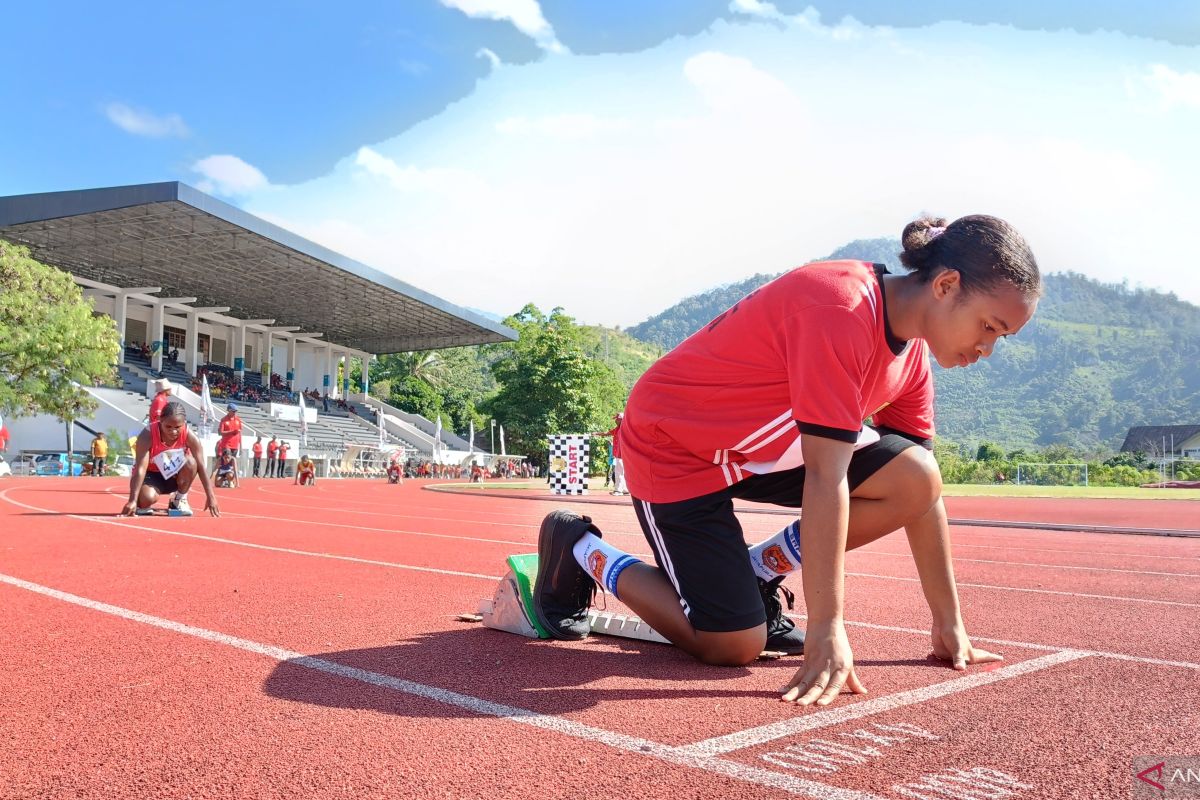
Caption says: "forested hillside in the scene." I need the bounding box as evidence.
[626,240,1200,452]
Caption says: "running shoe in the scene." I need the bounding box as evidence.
[760,576,805,654]
[532,510,600,640]
[169,495,194,517]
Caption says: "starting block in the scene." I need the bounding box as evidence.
[478,554,670,645]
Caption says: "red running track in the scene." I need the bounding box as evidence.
[1,477,1197,800]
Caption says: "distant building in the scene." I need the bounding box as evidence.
[1120,425,1200,459]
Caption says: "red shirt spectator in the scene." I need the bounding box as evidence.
[218,405,243,452]
[267,439,279,459]
[148,378,173,423]
[252,440,263,458]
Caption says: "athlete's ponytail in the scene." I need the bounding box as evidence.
[899,214,1042,298]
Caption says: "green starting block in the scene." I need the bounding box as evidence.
[479,553,669,644]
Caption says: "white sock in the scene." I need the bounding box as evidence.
[572,533,640,599]
[747,519,802,581]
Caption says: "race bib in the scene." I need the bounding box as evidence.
[153,447,188,479]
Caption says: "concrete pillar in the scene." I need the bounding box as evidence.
[323,345,333,397]
[150,302,165,373]
[286,337,297,390]
[234,324,246,381]
[341,351,350,397]
[114,294,129,365]
[264,331,273,388]
[361,353,370,396]
[185,311,199,377]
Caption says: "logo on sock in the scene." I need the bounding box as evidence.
[762,544,794,574]
[587,549,607,583]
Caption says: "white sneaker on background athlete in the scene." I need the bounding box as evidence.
[169,495,194,516]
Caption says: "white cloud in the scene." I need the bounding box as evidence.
[1143,64,1200,109]
[191,155,270,196]
[105,102,189,138]
[353,146,491,196]
[476,47,501,70]
[231,18,1200,325]
[495,113,632,138]
[440,0,566,53]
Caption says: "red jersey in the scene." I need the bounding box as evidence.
[278,444,290,460]
[620,261,934,503]
[252,441,263,457]
[148,390,170,423]
[603,419,624,458]
[267,441,279,458]
[147,419,190,478]
[218,414,243,450]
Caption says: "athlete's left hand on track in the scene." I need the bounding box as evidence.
[931,620,1003,671]
[205,496,221,517]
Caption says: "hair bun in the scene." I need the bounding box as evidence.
[901,216,950,252]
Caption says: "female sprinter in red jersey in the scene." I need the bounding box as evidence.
[122,400,220,517]
[532,215,1040,707]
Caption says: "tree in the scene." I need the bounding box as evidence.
[484,304,624,466]
[0,240,119,420]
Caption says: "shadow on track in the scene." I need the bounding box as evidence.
[263,627,938,718]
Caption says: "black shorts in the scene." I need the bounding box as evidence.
[143,470,179,495]
[631,434,919,633]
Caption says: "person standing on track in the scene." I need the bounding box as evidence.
[533,214,1040,707]
[148,378,173,423]
[121,401,220,517]
[276,440,290,478]
[217,404,243,484]
[266,435,279,478]
[90,432,108,477]
[252,436,264,478]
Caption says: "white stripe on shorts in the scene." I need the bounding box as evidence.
[639,499,690,617]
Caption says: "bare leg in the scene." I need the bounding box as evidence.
[614,447,941,666]
[174,454,198,495]
[137,486,159,509]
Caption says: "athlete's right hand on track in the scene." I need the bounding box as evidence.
[780,619,867,706]
[120,500,138,517]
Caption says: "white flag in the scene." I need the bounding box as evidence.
[468,420,475,454]
[499,424,506,456]
[298,391,309,448]
[200,374,217,436]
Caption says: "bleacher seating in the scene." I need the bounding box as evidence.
[112,354,426,461]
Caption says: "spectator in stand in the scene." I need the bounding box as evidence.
[266,436,279,477]
[251,436,264,477]
[276,440,290,478]
[149,378,173,424]
[322,393,330,413]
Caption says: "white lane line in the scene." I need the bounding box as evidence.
[847,550,1200,578]
[675,650,1091,758]
[845,571,1200,609]
[804,617,1200,671]
[4,487,1196,670]
[854,541,1200,563]
[0,573,884,800]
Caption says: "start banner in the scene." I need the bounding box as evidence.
[548,434,590,495]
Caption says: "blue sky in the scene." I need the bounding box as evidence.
[2,2,1198,326]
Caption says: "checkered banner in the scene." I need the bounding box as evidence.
[548,434,590,495]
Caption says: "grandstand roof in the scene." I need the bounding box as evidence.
[0,182,516,353]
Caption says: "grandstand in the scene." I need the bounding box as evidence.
[0,182,516,473]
